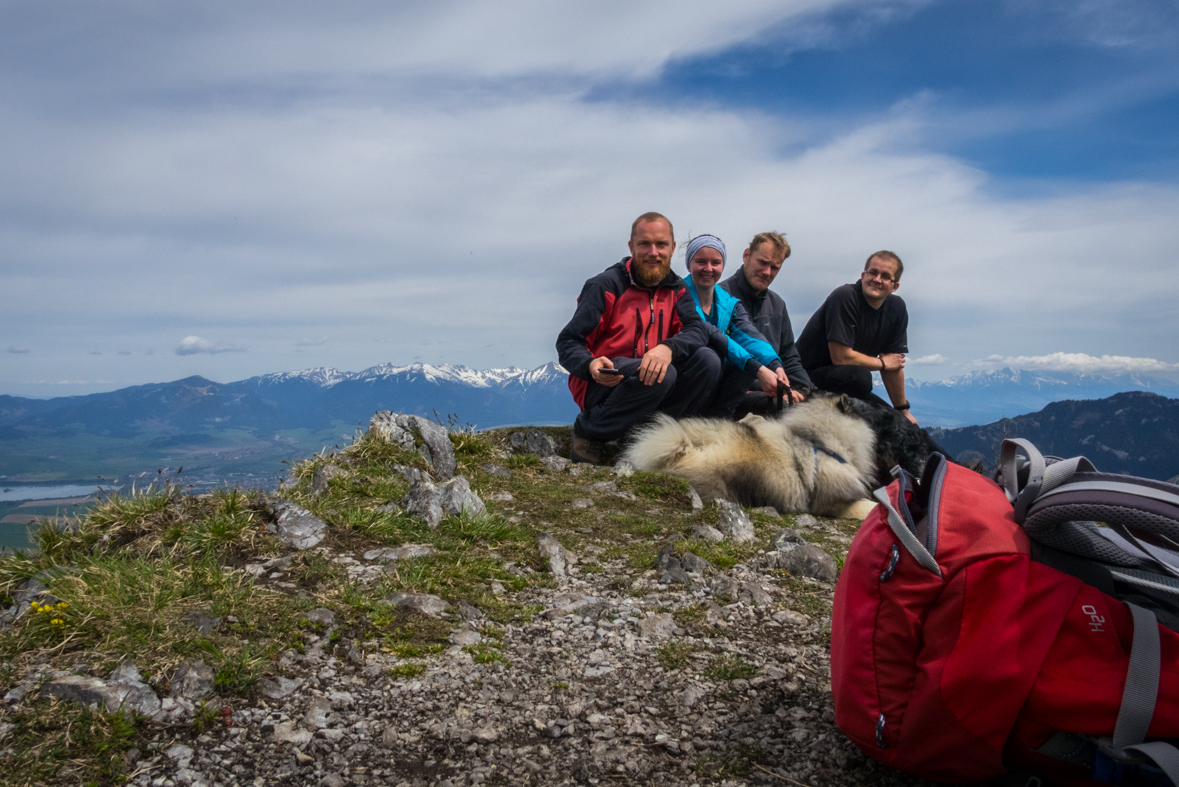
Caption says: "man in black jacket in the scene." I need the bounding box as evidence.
[719,231,812,416]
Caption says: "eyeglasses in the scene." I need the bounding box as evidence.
[863,268,896,284]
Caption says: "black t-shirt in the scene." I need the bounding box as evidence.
[797,282,908,371]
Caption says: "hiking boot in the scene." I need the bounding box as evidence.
[570,434,604,465]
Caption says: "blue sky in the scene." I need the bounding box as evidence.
[2,0,1179,397]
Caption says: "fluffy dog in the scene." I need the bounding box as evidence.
[623,393,880,517]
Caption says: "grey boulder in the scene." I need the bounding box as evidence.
[437,476,485,517]
[267,502,328,550]
[715,500,756,544]
[171,660,215,700]
[762,541,839,583]
[368,412,456,479]
[401,479,444,529]
[310,464,348,497]
[40,670,161,716]
[383,592,449,618]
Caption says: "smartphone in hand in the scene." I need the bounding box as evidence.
[598,368,624,376]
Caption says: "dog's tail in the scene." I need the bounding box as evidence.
[623,413,692,472]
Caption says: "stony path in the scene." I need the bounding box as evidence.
[104,531,932,787]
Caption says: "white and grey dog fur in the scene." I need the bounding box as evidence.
[623,394,878,517]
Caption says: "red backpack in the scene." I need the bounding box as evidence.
[831,440,1179,785]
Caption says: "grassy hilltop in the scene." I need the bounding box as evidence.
[0,422,891,787]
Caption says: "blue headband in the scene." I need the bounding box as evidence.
[685,235,726,268]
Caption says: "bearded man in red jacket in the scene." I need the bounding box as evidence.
[556,212,720,464]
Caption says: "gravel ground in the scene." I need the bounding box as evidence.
[67,529,946,787]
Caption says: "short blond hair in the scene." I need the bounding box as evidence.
[749,231,790,259]
[631,212,674,241]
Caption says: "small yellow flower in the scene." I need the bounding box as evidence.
[50,618,64,626]
[56,602,68,609]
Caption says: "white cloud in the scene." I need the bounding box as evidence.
[909,354,948,365]
[977,352,1179,375]
[174,336,245,356]
[0,2,1176,395]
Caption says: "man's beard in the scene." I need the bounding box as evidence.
[633,258,671,287]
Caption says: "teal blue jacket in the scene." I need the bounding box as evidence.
[686,276,782,374]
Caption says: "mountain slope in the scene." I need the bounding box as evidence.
[928,391,1179,480]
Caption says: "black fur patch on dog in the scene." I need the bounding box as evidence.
[837,395,951,488]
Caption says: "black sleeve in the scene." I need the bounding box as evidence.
[883,300,909,355]
[555,278,606,380]
[663,289,710,360]
[825,287,859,349]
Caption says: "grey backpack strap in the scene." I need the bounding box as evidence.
[1098,603,1179,784]
[872,487,941,577]
[1001,439,1095,524]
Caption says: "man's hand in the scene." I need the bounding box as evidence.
[902,409,918,426]
[638,344,673,386]
[775,368,805,403]
[589,357,623,387]
[756,366,779,397]
[880,353,907,372]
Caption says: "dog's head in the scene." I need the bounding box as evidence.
[819,393,944,488]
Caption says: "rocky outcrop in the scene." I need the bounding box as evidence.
[368,412,456,478]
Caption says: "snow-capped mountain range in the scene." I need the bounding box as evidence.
[254,362,569,391]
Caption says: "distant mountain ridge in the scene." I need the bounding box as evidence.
[902,367,1179,426]
[0,362,578,485]
[929,390,1179,481]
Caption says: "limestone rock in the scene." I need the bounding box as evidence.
[257,676,299,700]
[537,534,576,581]
[751,506,780,517]
[772,528,806,549]
[171,660,215,700]
[267,501,328,549]
[715,500,756,544]
[310,464,348,498]
[401,479,444,529]
[450,628,482,646]
[636,613,677,641]
[679,551,715,577]
[763,541,839,583]
[274,721,314,746]
[571,498,594,509]
[687,486,704,511]
[480,463,512,478]
[690,523,724,543]
[612,460,636,478]
[383,592,449,618]
[368,412,456,479]
[40,671,160,716]
[363,544,435,562]
[525,429,558,457]
[539,456,569,472]
[304,608,336,625]
[793,513,820,529]
[437,475,485,517]
[542,592,603,620]
[305,696,332,729]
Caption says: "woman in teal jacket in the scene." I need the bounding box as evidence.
[684,234,791,417]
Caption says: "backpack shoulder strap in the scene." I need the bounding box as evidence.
[1000,438,1096,524]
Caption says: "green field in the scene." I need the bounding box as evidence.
[0,422,357,485]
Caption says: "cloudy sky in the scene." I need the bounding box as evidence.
[2,0,1178,397]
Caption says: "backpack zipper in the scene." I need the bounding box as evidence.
[633,308,642,358]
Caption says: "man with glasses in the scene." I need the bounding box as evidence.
[796,251,918,424]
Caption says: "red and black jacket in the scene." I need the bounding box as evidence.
[556,258,710,409]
